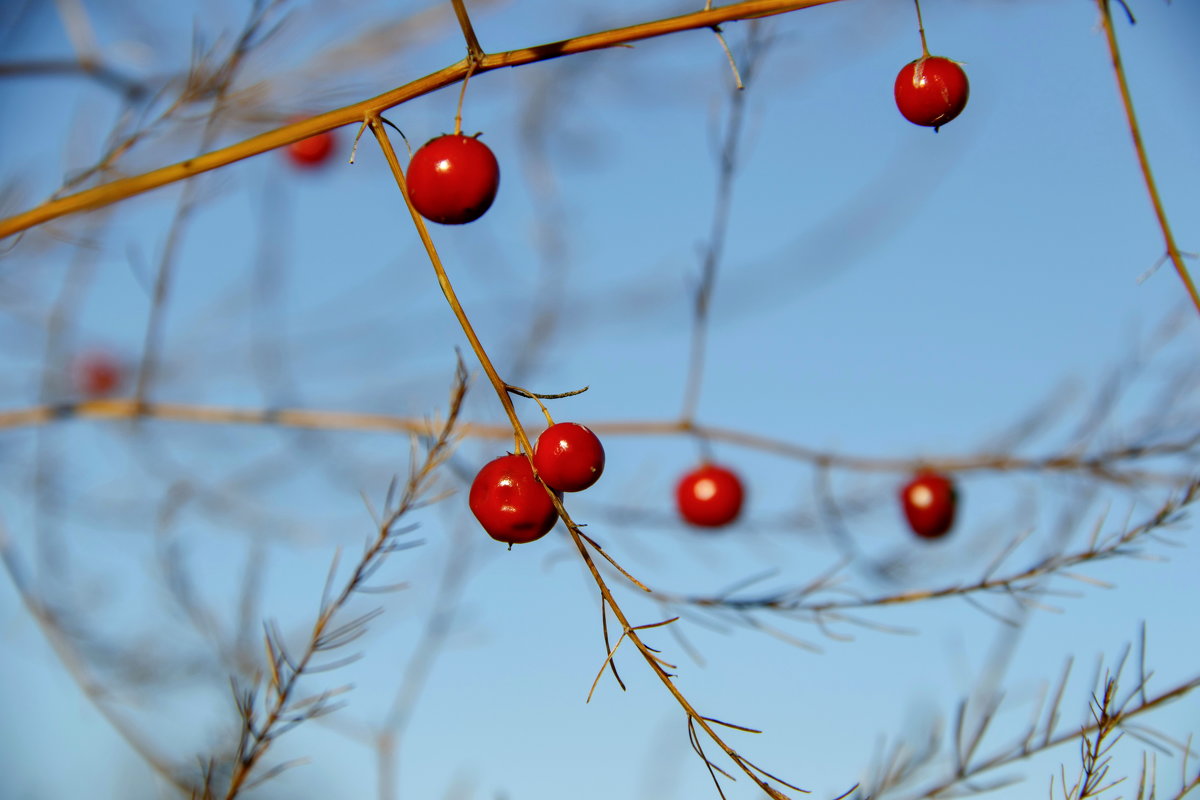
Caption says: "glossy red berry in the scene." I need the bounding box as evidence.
[406,134,500,225]
[900,471,957,539]
[894,56,969,129]
[469,454,559,545]
[533,423,605,493]
[676,464,744,529]
[286,130,336,167]
[73,351,122,397]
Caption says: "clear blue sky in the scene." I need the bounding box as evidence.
[1,1,1197,798]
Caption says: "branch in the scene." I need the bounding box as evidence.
[0,0,845,239]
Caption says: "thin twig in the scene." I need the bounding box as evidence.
[221,361,468,798]
[1095,0,1200,315]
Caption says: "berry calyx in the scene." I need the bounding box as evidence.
[533,423,605,493]
[676,463,744,529]
[469,454,559,545]
[894,56,969,129]
[286,130,336,167]
[73,351,122,397]
[899,471,957,539]
[406,134,500,225]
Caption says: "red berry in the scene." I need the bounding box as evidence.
[900,471,957,539]
[286,130,336,167]
[676,464,744,529]
[469,454,559,545]
[533,423,605,493]
[73,351,122,397]
[894,56,969,129]
[406,134,500,225]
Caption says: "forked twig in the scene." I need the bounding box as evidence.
[219,360,468,799]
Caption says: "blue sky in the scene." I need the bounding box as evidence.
[1,1,1198,798]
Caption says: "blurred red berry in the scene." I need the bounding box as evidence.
[676,463,744,529]
[286,129,336,167]
[900,471,958,539]
[73,351,122,397]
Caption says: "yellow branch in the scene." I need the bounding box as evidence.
[0,0,844,240]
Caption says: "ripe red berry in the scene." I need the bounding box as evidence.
[73,351,122,397]
[533,423,605,493]
[286,130,336,167]
[899,471,957,539]
[676,464,744,529]
[406,134,500,225]
[469,454,559,545]
[894,56,969,129]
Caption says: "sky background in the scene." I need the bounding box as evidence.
[1,0,1198,798]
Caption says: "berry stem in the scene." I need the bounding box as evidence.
[913,0,930,57]
[1095,0,1200,318]
[531,394,555,427]
[453,61,476,137]
[505,383,588,428]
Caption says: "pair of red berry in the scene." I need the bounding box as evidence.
[678,466,959,538]
[677,463,960,539]
[469,423,605,545]
[287,54,965,215]
[677,465,959,538]
[285,125,500,227]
